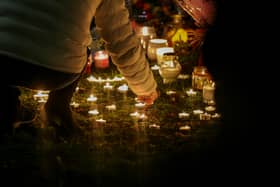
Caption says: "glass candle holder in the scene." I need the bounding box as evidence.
[202,80,215,104]
[94,50,109,69]
[147,38,168,62]
[135,26,157,50]
[156,47,174,65]
[192,66,212,90]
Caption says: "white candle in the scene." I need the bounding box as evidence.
[178,112,190,119]
[88,109,99,115]
[166,90,176,95]
[130,111,140,119]
[96,118,106,123]
[151,64,160,71]
[205,106,216,112]
[212,113,221,119]
[105,104,117,111]
[193,109,204,115]
[117,84,128,93]
[135,102,146,109]
[203,82,215,103]
[199,112,212,120]
[87,94,97,102]
[149,124,160,129]
[70,101,80,108]
[103,82,113,91]
[186,88,197,96]
[179,125,191,131]
[33,90,49,100]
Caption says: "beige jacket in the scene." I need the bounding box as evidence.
[0,0,157,95]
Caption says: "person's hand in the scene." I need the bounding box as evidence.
[137,90,159,106]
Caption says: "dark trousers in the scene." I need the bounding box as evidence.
[0,55,84,126]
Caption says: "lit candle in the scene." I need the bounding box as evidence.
[94,50,109,69]
[186,88,197,96]
[212,113,221,119]
[179,125,191,131]
[166,90,176,96]
[33,90,49,100]
[87,94,97,102]
[139,113,148,120]
[70,101,80,108]
[193,109,204,115]
[151,64,160,71]
[178,112,190,119]
[205,106,216,112]
[135,102,146,109]
[203,81,215,103]
[103,82,113,91]
[199,112,212,120]
[149,124,160,129]
[87,75,97,82]
[88,109,99,115]
[117,84,128,93]
[96,118,106,123]
[105,104,117,111]
[130,112,140,121]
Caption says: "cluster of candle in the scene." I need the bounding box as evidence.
[87,75,124,83]
[33,90,49,103]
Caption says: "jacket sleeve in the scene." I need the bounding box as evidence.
[95,0,157,96]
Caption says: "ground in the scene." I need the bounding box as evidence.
[0,65,223,186]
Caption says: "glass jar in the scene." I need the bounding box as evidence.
[147,38,168,62]
[202,80,216,104]
[135,26,157,50]
[192,66,211,90]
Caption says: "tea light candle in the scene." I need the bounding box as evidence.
[200,112,212,120]
[117,84,128,93]
[178,112,190,119]
[96,118,106,123]
[179,125,191,131]
[151,64,160,71]
[149,124,160,129]
[130,111,140,119]
[87,94,97,102]
[205,106,216,112]
[212,113,221,119]
[105,104,117,111]
[156,47,174,65]
[70,101,80,108]
[166,90,176,96]
[88,109,99,115]
[186,88,197,96]
[103,82,113,91]
[139,113,148,120]
[94,50,109,69]
[193,109,204,115]
[135,102,146,109]
[87,75,96,82]
[33,90,49,100]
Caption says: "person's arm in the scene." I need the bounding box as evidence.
[95,0,158,104]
